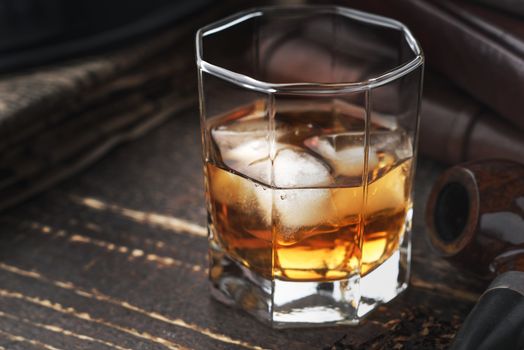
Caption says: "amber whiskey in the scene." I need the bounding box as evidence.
[205,100,413,282]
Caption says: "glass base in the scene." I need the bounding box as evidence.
[209,230,410,329]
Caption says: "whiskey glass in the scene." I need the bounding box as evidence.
[196,5,423,328]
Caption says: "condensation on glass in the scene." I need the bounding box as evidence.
[196,5,423,328]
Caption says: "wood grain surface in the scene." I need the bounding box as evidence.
[0,108,487,349]
[0,2,487,349]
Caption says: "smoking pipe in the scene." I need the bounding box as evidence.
[426,159,524,350]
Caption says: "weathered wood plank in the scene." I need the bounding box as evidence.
[0,106,484,349]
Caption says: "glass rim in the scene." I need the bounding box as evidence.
[196,5,424,95]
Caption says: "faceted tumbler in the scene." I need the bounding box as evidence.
[196,5,423,328]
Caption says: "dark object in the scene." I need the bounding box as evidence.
[426,159,524,277]
[0,0,211,72]
[420,74,524,165]
[450,272,524,350]
[341,0,524,130]
[426,160,524,349]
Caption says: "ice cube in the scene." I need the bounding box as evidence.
[211,118,268,155]
[272,186,363,245]
[251,148,337,244]
[217,139,291,185]
[222,139,271,183]
[211,118,272,184]
[372,130,413,161]
[272,188,334,244]
[211,117,270,179]
[304,134,379,178]
[272,148,332,188]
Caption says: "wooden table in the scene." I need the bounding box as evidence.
[0,3,487,349]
